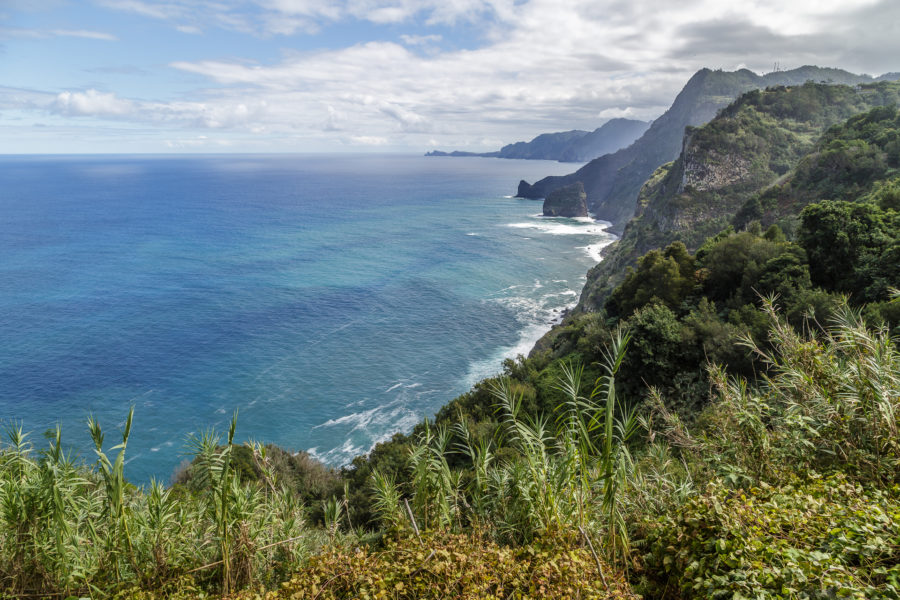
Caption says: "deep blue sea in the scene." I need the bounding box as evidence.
[0,154,614,482]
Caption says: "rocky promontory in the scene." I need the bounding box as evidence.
[542,182,588,217]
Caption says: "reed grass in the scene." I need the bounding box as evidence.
[374,326,640,568]
[0,411,322,598]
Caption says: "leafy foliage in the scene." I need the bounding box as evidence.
[582,81,900,313]
[640,476,900,599]
[799,199,900,303]
[607,242,695,316]
[735,103,900,229]
[636,300,900,598]
[259,533,637,600]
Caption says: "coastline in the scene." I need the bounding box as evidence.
[357,214,619,464]
[461,215,617,381]
[310,212,619,467]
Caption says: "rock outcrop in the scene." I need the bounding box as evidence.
[542,182,588,217]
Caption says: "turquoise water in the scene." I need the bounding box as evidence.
[0,154,614,481]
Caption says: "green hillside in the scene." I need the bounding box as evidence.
[575,80,900,314]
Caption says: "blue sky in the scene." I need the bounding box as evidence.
[1,0,898,153]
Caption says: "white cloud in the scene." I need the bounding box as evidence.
[349,135,389,145]
[51,29,118,40]
[259,14,319,36]
[95,0,180,20]
[0,86,56,111]
[0,27,117,40]
[260,0,343,20]
[399,33,441,46]
[597,107,640,120]
[94,0,510,36]
[187,101,271,129]
[164,135,235,148]
[8,0,899,152]
[54,89,134,116]
[323,105,343,131]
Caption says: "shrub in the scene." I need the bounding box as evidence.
[639,474,900,599]
[258,532,638,600]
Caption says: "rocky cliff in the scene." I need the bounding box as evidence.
[542,182,588,217]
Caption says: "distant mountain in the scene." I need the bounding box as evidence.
[425,118,649,163]
[494,129,591,160]
[558,119,651,162]
[517,66,897,229]
[424,150,497,157]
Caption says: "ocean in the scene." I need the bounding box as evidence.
[0,154,615,482]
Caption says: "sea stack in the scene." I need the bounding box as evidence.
[542,181,589,217]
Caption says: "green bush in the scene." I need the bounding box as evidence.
[258,533,638,600]
[639,475,900,599]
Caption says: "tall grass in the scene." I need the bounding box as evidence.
[382,328,639,565]
[0,410,321,597]
[378,300,900,575]
[88,406,137,582]
[642,297,900,494]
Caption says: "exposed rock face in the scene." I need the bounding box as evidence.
[517,180,533,197]
[680,144,752,193]
[543,182,588,217]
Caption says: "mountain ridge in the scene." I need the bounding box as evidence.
[516,65,897,229]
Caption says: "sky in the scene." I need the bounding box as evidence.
[1,0,899,153]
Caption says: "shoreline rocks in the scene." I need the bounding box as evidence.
[542,182,588,217]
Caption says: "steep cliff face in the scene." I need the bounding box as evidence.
[542,182,588,217]
[517,66,889,229]
[572,80,900,314]
[642,129,759,235]
[681,143,752,192]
